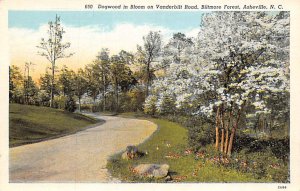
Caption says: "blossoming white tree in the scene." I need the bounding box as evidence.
[193,12,289,156]
[148,11,290,156]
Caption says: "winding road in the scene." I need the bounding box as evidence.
[9,114,157,182]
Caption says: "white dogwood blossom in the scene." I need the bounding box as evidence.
[189,12,290,116]
[147,11,289,123]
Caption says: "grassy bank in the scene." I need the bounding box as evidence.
[9,103,100,147]
[107,117,269,182]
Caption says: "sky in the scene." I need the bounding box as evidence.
[9,11,204,81]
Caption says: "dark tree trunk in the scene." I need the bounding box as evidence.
[224,127,229,154]
[102,71,106,111]
[215,107,220,150]
[115,78,118,113]
[146,61,150,97]
[220,112,225,153]
[50,62,55,108]
[78,97,81,112]
[227,127,236,156]
[102,90,105,111]
[220,129,224,153]
[224,111,232,154]
[227,105,244,156]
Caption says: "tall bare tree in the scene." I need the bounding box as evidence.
[37,15,73,107]
[137,31,161,97]
[23,62,34,104]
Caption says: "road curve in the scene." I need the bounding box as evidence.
[9,114,157,183]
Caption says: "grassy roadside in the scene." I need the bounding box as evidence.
[9,103,101,147]
[107,116,268,182]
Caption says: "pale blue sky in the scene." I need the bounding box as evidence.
[9,11,204,31]
[9,11,204,79]
[9,10,281,80]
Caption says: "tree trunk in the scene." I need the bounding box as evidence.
[116,90,119,112]
[224,111,232,154]
[227,105,244,157]
[102,71,106,111]
[215,107,220,150]
[23,79,27,105]
[50,62,55,108]
[269,115,274,136]
[146,61,150,97]
[78,97,81,112]
[116,91,119,112]
[115,83,118,113]
[220,129,224,153]
[102,90,105,111]
[227,127,236,156]
[224,127,229,154]
[259,115,262,132]
[262,116,265,133]
[26,68,30,104]
[220,112,225,153]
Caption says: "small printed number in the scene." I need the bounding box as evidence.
[278,186,286,189]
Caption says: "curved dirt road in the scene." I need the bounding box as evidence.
[9,114,157,182]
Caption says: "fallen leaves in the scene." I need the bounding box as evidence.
[195,151,205,159]
[184,148,193,155]
[172,175,187,182]
[165,152,181,159]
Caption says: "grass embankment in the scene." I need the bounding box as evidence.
[9,103,101,147]
[107,117,267,182]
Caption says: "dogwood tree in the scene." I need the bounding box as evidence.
[163,32,194,65]
[191,11,290,156]
[149,33,210,116]
[148,11,289,157]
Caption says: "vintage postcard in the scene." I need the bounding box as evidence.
[0,0,299,191]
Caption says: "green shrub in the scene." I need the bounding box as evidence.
[158,114,214,152]
[164,115,189,126]
[53,95,67,109]
[230,147,289,182]
[79,104,93,111]
[267,165,289,183]
[122,88,145,112]
[233,134,290,163]
[64,96,76,112]
[144,95,157,116]
[157,94,176,115]
[188,121,214,151]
